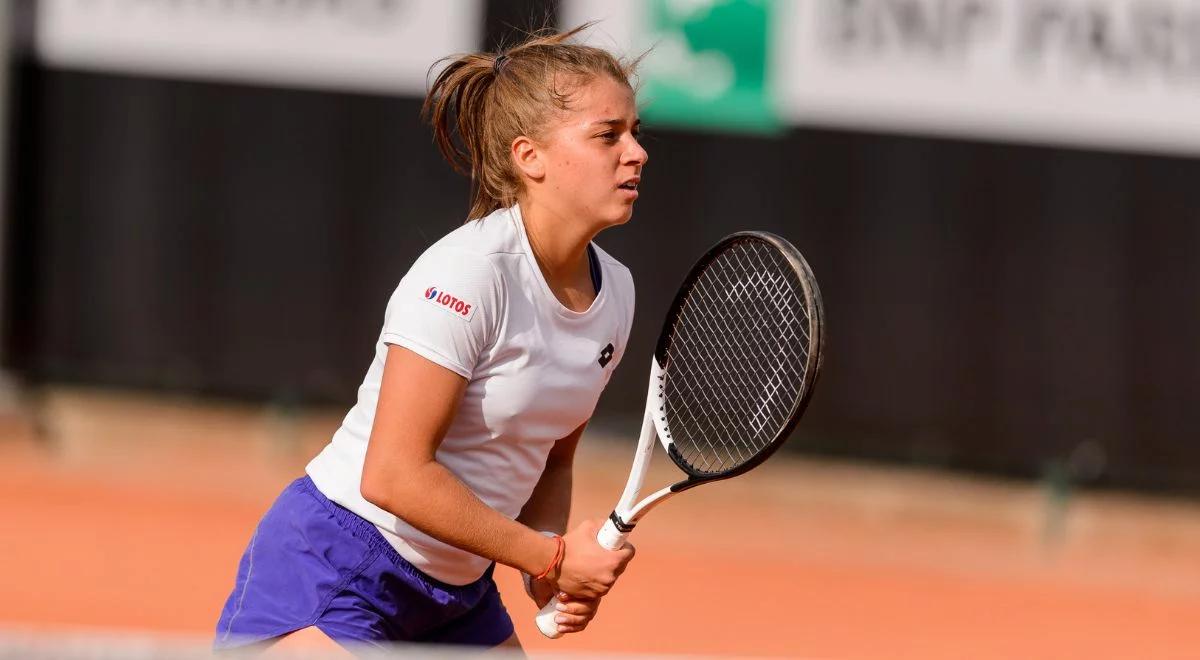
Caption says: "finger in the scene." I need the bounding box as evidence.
[555,600,599,616]
[559,585,600,600]
[554,612,591,627]
[585,581,611,597]
[559,590,600,604]
[556,624,587,635]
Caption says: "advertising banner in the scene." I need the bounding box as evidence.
[565,0,1200,154]
[564,0,783,134]
[36,0,484,95]
[779,0,1200,155]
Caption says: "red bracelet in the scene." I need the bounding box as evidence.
[534,534,564,580]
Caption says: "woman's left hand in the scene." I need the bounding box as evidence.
[526,573,556,607]
[526,578,603,635]
[546,591,602,635]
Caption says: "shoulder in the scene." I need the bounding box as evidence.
[591,242,634,295]
[422,207,522,264]
[405,211,524,294]
[393,214,523,323]
[591,242,635,334]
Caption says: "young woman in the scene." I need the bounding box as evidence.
[214,25,647,654]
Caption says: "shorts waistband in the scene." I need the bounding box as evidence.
[295,475,494,594]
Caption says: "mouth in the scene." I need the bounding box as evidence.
[617,176,640,195]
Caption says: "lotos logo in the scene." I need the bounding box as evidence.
[421,285,475,321]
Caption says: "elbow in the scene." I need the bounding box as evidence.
[359,470,387,510]
[360,463,400,512]
[360,460,425,516]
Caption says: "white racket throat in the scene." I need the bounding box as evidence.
[536,358,676,639]
[608,357,677,537]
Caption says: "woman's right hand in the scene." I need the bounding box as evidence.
[550,519,636,600]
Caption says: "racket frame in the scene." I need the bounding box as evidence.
[654,230,825,482]
[610,232,824,533]
[536,231,824,638]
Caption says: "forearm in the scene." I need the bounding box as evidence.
[517,460,573,535]
[362,459,556,577]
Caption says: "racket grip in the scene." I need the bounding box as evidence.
[535,518,630,638]
[535,599,562,638]
[596,517,628,550]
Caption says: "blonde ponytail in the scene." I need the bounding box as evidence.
[422,24,640,220]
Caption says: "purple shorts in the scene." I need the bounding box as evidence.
[214,476,514,651]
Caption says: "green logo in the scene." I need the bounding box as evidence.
[640,0,781,134]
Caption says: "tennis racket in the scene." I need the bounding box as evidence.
[536,231,825,638]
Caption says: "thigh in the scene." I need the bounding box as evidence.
[264,626,353,658]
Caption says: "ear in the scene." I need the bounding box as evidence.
[511,135,546,182]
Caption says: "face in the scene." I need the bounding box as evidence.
[515,75,648,228]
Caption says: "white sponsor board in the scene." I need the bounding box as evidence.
[778,0,1200,155]
[565,0,1200,155]
[36,0,484,96]
[562,0,642,56]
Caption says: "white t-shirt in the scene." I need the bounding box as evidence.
[306,204,635,585]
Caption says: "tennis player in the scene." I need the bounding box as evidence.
[214,25,645,655]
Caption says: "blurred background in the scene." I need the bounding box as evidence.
[2,0,1199,658]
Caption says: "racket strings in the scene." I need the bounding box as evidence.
[661,240,814,474]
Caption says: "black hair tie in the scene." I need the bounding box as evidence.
[493,54,509,76]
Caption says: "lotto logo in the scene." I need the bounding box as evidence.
[422,286,475,321]
[598,343,615,368]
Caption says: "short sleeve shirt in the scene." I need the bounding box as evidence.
[306,204,635,585]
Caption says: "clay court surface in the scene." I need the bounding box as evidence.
[3,387,1200,658]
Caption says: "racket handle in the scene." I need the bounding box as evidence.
[596,516,628,550]
[535,597,563,638]
[535,518,631,638]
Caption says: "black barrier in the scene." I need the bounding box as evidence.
[5,4,1200,495]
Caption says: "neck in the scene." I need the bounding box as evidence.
[516,198,597,285]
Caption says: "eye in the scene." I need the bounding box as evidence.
[599,131,618,142]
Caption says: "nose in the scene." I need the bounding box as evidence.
[623,135,648,167]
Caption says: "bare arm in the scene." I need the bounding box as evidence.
[516,422,620,637]
[516,421,584,536]
[360,345,557,578]
[360,346,631,599]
